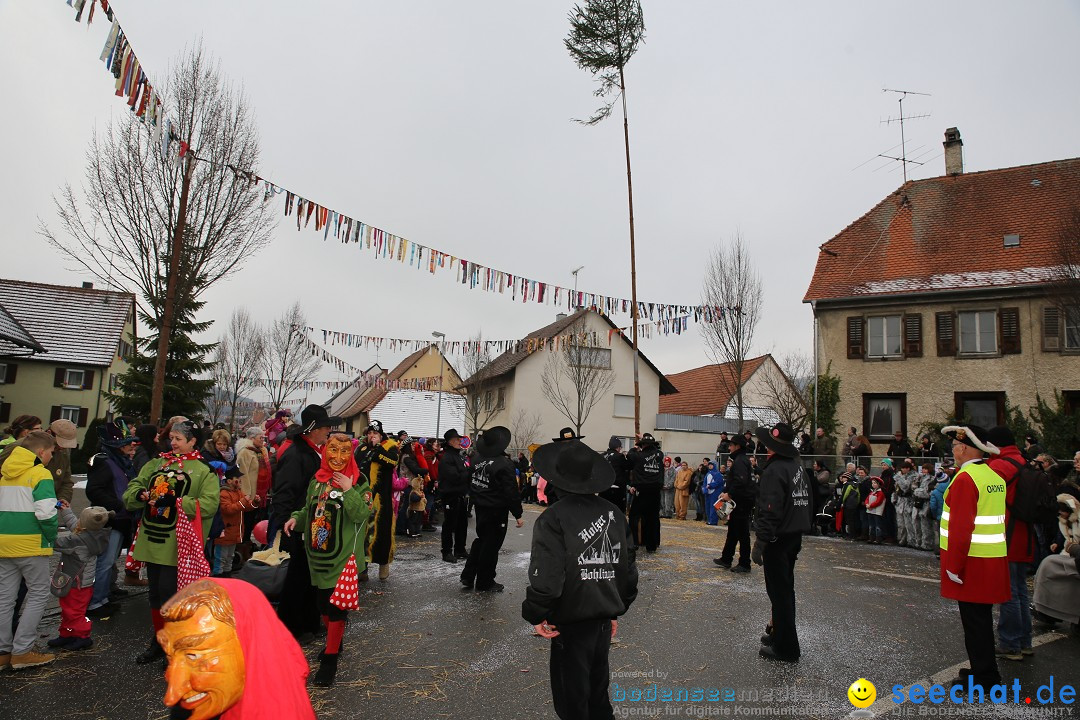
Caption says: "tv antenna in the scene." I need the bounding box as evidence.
[879,88,931,182]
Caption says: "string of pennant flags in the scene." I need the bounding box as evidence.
[305,313,691,357]
[59,0,737,326]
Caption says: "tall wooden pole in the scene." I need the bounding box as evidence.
[620,72,640,437]
[149,152,194,425]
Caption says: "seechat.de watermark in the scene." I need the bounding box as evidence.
[890,676,1076,707]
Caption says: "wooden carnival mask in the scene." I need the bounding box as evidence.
[158,580,246,720]
[324,433,353,473]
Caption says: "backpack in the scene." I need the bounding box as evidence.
[1000,456,1057,526]
[842,482,861,512]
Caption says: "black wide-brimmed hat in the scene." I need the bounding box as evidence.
[99,419,138,449]
[726,434,747,450]
[755,422,799,458]
[443,428,462,443]
[553,427,584,442]
[474,426,512,458]
[296,405,341,434]
[532,440,613,495]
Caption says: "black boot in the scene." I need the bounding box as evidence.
[313,653,339,687]
[136,639,166,664]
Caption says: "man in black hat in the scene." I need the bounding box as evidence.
[601,436,630,513]
[523,439,638,720]
[626,433,664,552]
[269,404,340,638]
[437,429,470,563]
[751,422,811,662]
[459,426,524,592]
[714,434,756,572]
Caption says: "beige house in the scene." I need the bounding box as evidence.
[804,131,1080,455]
[325,344,462,435]
[0,279,136,445]
[459,308,677,452]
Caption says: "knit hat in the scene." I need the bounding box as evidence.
[985,426,1017,449]
[880,458,893,468]
[78,506,114,532]
[608,435,622,451]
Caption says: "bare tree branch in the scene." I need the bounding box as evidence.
[539,317,617,434]
[218,308,265,432]
[509,408,544,455]
[758,352,812,432]
[261,303,322,410]
[456,335,501,435]
[699,233,763,432]
[39,43,275,322]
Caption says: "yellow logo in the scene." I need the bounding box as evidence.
[848,678,876,708]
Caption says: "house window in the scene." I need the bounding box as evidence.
[867,315,902,358]
[118,339,133,360]
[0,363,6,383]
[1066,306,1080,350]
[496,387,505,410]
[64,369,85,389]
[954,392,1005,428]
[570,347,612,369]
[863,394,906,443]
[484,391,494,411]
[958,310,997,354]
[60,406,81,424]
[614,394,635,418]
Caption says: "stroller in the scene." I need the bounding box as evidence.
[817,497,841,536]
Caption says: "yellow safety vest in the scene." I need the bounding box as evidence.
[939,461,1007,557]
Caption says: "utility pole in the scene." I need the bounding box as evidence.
[432,331,446,439]
[149,151,194,425]
[622,69,641,437]
[571,265,584,307]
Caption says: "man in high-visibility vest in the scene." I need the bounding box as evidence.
[940,425,1011,691]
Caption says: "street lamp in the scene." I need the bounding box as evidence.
[432,331,446,438]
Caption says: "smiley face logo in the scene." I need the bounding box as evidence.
[848,678,876,708]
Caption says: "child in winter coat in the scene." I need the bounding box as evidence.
[214,473,257,576]
[407,475,427,537]
[49,504,113,650]
[863,478,886,544]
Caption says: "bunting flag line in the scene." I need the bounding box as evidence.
[58,0,737,326]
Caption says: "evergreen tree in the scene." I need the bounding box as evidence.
[109,290,215,421]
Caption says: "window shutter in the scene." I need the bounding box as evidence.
[82,371,94,390]
[0,403,9,424]
[2,364,14,384]
[999,307,1021,354]
[77,408,89,428]
[54,368,66,388]
[1042,306,1061,351]
[902,314,923,358]
[936,312,956,356]
[847,317,864,359]
[50,406,62,423]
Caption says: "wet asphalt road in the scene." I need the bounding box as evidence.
[2,506,1078,720]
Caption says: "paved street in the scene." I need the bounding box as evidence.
[3,507,1078,719]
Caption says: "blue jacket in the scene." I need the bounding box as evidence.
[704,469,725,496]
[929,473,951,521]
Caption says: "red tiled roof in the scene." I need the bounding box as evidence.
[804,158,1080,303]
[658,355,770,415]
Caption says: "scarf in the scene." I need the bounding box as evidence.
[208,578,315,720]
[313,444,359,487]
[103,445,135,478]
[158,450,203,472]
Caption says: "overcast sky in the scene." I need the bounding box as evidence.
[2,1,1078,405]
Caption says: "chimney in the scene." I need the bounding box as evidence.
[555,312,567,321]
[943,127,963,176]
[81,282,94,289]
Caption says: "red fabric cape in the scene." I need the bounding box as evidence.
[208,578,315,720]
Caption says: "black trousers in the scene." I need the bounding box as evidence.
[276,532,321,637]
[461,506,509,588]
[145,563,178,610]
[550,619,614,720]
[762,533,802,659]
[720,504,752,567]
[958,601,1001,686]
[441,495,469,556]
[315,586,348,622]
[628,487,661,552]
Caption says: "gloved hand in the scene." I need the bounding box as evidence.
[751,539,765,566]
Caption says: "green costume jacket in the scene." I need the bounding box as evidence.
[123,455,219,567]
[292,478,373,589]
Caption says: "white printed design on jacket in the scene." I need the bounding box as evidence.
[577,510,620,581]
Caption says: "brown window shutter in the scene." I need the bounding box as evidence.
[0,403,10,423]
[77,408,89,428]
[54,368,66,388]
[50,406,62,423]
[1042,306,1061,351]
[4,364,14,384]
[847,317,865,359]
[999,307,1021,354]
[936,312,956,356]
[82,371,94,390]
[903,314,923,358]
